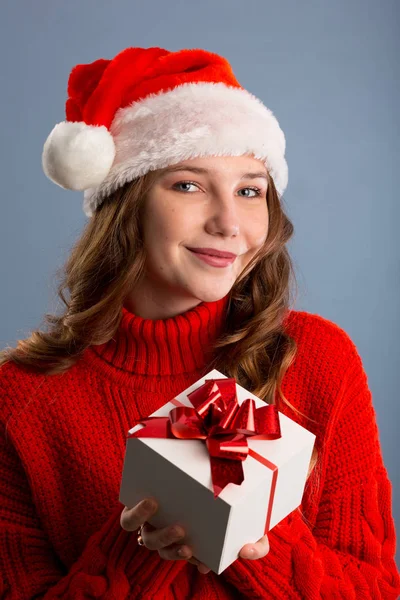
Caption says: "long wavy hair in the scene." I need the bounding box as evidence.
[0,166,320,503]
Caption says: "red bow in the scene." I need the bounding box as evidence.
[129,378,281,497]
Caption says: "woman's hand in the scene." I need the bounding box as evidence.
[120,498,211,573]
[238,535,270,560]
[120,498,270,574]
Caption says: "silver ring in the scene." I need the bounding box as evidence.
[137,524,145,546]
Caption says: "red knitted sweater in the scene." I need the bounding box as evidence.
[0,296,399,599]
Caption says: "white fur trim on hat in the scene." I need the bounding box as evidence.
[42,121,116,191]
[82,82,288,217]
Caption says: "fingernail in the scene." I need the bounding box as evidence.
[169,525,184,538]
[142,499,155,511]
[198,564,210,574]
[177,546,191,558]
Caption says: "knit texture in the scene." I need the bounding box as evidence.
[0,296,399,599]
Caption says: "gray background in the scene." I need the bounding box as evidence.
[1,0,399,567]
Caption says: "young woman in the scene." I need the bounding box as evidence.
[0,46,399,599]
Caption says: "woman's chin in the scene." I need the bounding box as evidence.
[192,284,233,304]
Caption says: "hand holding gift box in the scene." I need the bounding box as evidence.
[119,369,316,574]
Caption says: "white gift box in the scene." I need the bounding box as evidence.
[119,369,315,574]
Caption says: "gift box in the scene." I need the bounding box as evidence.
[119,369,316,574]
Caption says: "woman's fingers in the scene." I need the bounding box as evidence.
[187,557,211,574]
[120,499,210,573]
[141,521,186,551]
[121,501,187,552]
[120,498,158,531]
[141,524,205,565]
[158,542,193,561]
[239,534,270,560]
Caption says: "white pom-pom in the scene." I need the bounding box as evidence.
[42,121,116,190]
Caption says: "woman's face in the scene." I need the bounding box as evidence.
[130,154,269,318]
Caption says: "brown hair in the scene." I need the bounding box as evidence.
[0,168,319,490]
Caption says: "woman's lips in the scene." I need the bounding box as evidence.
[186,247,237,268]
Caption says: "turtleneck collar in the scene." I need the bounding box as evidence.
[92,295,230,376]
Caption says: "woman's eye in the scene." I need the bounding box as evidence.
[172,181,199,193]
[238,187,262,198]
[172,182,263,197]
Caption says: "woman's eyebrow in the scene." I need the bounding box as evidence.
[161,165,268,180]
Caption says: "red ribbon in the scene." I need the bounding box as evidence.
[129,378,281,518]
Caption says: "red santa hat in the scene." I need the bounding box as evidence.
[42,46,288,217]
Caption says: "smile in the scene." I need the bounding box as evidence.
[186,247,237,268]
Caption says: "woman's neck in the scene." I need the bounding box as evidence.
[124,281,215,320]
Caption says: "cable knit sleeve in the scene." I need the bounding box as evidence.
[0,418,174,599]
[222,341,400,599]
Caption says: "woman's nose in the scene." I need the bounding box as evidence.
[205,198,240,237]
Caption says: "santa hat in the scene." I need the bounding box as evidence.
[42,46,288,218]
